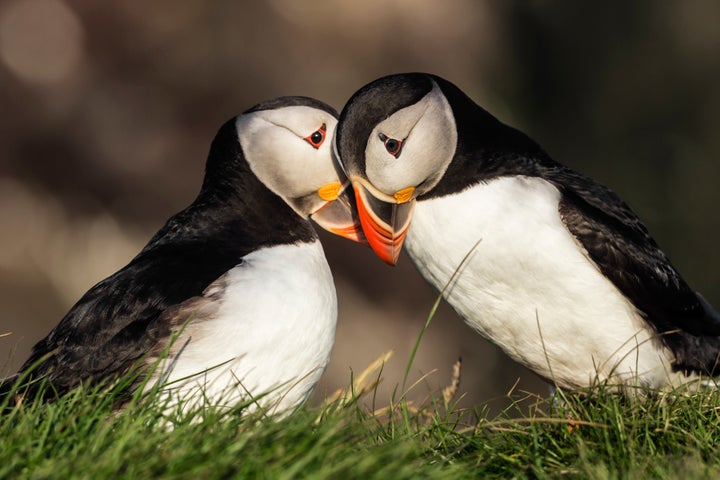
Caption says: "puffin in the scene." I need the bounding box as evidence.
[335,72,720,391]
[3,96,365,415]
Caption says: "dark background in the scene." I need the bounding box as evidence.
[1,1,718,411]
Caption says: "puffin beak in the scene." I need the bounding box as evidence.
[352,182,416,266]
[310,181,368,245]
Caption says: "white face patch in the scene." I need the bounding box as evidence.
[364,83,457,197]
[235,106,340,216]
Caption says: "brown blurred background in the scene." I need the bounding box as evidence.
[1,1,718,412]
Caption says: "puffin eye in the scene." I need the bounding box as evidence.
[304,123,327,149]
[378,133,403,158]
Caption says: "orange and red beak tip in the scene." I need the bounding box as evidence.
[310,186,369,246]
[353,184,414,266]
[329,222,368,246]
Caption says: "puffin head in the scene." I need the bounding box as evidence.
[335,73,458,264]
[235,96,367,244]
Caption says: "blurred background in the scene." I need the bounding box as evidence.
[0,0,718,412]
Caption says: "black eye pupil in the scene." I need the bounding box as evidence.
[311,132,323,143]
[378,133,403,157]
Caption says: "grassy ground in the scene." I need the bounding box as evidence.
[3,354,720,479]
[3,294,719,479]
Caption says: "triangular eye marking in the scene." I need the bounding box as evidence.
[304,123,327,149]
[378,133,404,158]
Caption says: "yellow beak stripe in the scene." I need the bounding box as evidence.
[317,182,342,201]
[393,186,415,204]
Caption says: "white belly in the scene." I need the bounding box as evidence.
[149,241,337,415]
[405,175,679,389]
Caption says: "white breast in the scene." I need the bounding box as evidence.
[149,241,337,415]
[405,175,682,389]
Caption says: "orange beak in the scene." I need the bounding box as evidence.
[353,183,416,265]
[311,182,368,245]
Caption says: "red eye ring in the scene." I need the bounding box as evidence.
[378,133,403,158]
[304,123,327,149]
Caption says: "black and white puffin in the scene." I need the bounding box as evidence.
[5,96,365,415]
[335,72,720,390]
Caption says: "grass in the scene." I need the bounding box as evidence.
[3,355,720,479]
[3,273,720,479]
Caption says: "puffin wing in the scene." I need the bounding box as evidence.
[550,168,720,337]
[21,267,174,394]
[20,241,245,396]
